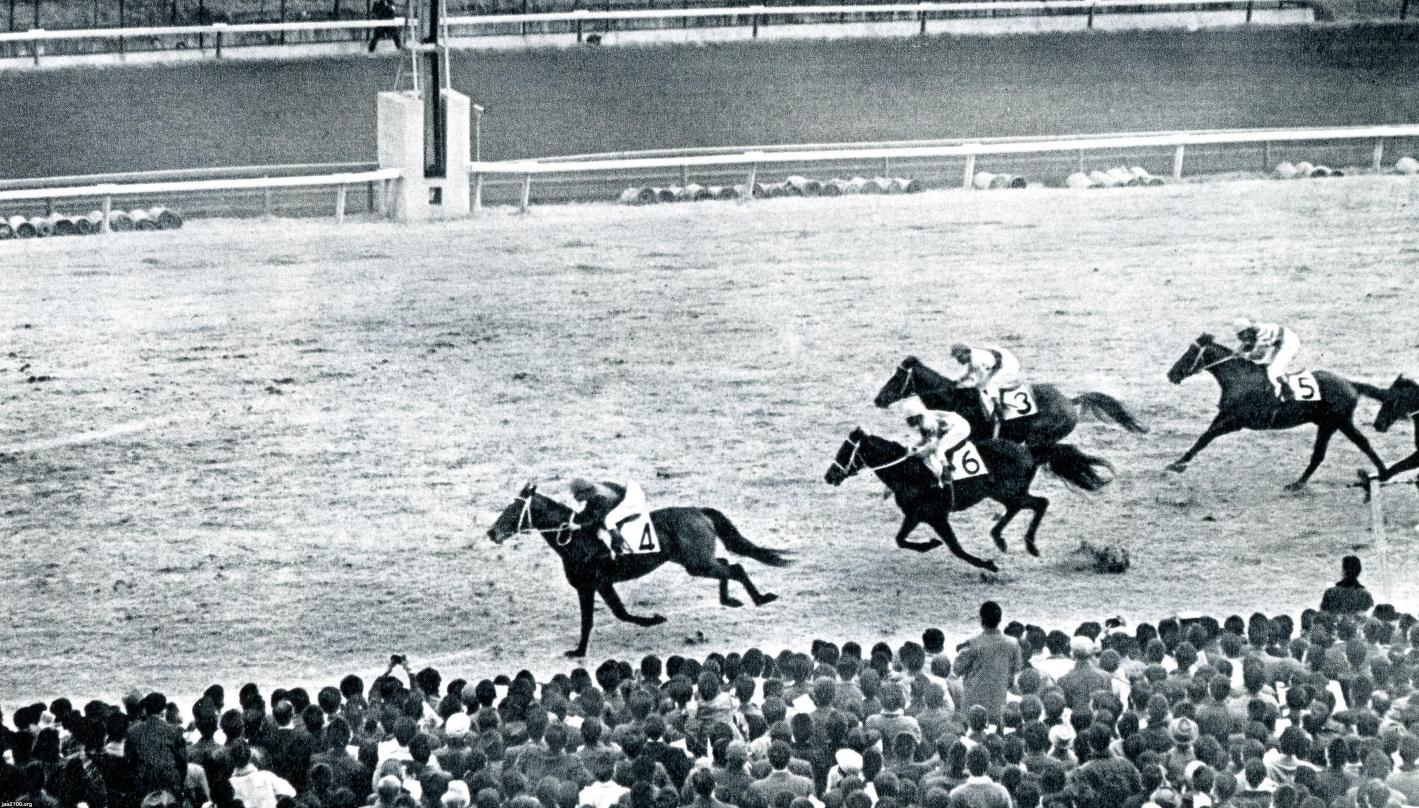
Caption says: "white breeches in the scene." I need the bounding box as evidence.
[604,480,646,529]
[1266,333,1299,385]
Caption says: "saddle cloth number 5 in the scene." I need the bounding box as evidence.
[999,387,1037,420]
[1285,371,1322,402]
[950,443,989,481]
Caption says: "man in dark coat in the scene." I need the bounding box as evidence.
[1319,555,1374,615]
[124,694,186,801]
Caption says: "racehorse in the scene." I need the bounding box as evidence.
[487,483,791,657]
[1165,334,1387,490]
[824,428,1113,570]
[1355,376,1419,483]
[873,356,1148,448]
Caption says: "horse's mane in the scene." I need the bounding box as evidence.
[862,433,909,456]
[533,490,574,518]
[910,359,962,391]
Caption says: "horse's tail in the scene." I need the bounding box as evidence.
[1071,392,1150,434]
[701,508,793,567]
[1352,381,1388,401]
[1040,443,1115,492]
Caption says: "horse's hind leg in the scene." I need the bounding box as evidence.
[568,586,595,658]
[1018,495,1050,557]
[989,505,1020,553]
[1291,423,1338,491]
[683,559,748,608]
[1337,419,1388,476]
[596,582,666,627]
[720,557,779,607]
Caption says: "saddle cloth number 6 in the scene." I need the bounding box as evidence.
[950,443,989,481]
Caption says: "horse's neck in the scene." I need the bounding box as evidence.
[865,440,915,487]
[916,364,957,392]
[1206,352,1261,393]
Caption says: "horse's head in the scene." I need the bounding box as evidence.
[1375,375,1419,433]
[873,356,921,408]
[825,427,869,485]
[1167,333,1225,385]
[488,481,540,544]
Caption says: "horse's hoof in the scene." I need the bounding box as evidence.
[1166,462,1188,474]
[982,560,1000,573]
[1026,541,1040,558]
[648,614,667,626]
[565,649,586,658]
[722,597,744,609]
[1284,481,1307,492]
[755,593,779,606]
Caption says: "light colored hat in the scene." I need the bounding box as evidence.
[1070,636,1097,659]
[445,713,471,738]
[1232,318,1254,331]
[1183,760,1206,782]
[1048,724,1075,746]
[1169,717,1199,744]
[447,782,471,802]
[900,396,930,420]
[835,748,863,772]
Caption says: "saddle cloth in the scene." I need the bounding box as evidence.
[997,386,1038,420]
[949,442,989,481]
[1281,370,1322,401]
[617,513,661,554]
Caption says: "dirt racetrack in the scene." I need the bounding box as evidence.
[3,176,1418,707]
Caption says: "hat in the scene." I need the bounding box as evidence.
[1070,636,1097,659]
[900,396,930,420]
[444,713,471,738]
[1150,788,1180,808]
[1169,717,1199,744]
[447,782,471,803]
[1048,724,1075,746]
[1183,760,1206,782]
[834,748,863,772]
[726,741,751,763]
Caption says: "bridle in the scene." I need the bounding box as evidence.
[508,493,575,546]
[895,364,916,400]
[1184,340,1240,377]
[832,437,914,475]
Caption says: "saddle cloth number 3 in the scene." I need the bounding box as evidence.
[1285,371,1322,402]
[999,387,1037,420]
[950,443,989,481]
[621,514,661,554]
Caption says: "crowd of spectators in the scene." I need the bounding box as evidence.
[3,556,1416,808]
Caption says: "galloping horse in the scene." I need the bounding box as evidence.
[1356,376,1419,483]
[824,428,1113,570]
[874,356,1148,448]
[487,483,790,657]
[1165,334,1387,490]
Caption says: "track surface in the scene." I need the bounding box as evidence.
[4,176,1418,705]
[3,25,1419,178]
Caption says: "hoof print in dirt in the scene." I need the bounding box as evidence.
[1071,541,1131,574]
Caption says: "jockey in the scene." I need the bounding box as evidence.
[949,343,1021,421]
[1234,318,1299,398]
[569,478,648,558]
[901,396,972,487]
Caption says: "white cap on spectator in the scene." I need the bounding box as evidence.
[445,713,471,738]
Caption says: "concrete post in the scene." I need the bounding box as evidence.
[378,90,429,222]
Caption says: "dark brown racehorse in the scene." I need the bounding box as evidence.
[1165,334,1387,490]
[488,483,790,657]
[874,356,1148,448]
[1356,376,1419,483]
[824,428,1113,570]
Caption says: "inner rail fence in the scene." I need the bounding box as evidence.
[0,0,1323,62]
[3,125,1418,224]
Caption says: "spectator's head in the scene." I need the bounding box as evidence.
[980,601,1003,630]
[1342,555,1362,581]
[964,745,991,777]
[768,740,792,771]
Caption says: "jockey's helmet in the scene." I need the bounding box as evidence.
[949,343,972,363]
[900,396,930,422]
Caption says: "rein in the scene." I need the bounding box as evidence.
[511,494,575,547]
[897,364,915,400]
[1188,341,1241,376]
[834,437,915,475]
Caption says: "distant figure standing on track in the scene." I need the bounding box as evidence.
[1319,555,1374,615]
[369,0,402,52]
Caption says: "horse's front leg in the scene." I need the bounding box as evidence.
[597,582,666,627]
[1168,413,1242,472]
[567,585,595,658]
[893,514,939,552]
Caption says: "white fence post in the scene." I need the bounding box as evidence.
[100,195,112,234]
[472,173,484,215]
[962,154,976,189]
[1172,144,1186,179]
[1373,139,1385,171]
[335,185,348,223]
[519,174,532,212]
[1369,475,1391,602]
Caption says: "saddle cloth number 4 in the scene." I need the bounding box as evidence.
[999,387,1037,420]
[621,513,661,554]
[950,443,989,481]
[1285,371,1322,402]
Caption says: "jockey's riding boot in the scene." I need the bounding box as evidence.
[610,528,629,558]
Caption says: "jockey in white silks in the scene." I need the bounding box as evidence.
[949,343,1021,421]
[568,478,648,558]
[901,396,973,487]
[1234,318,1299,399]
